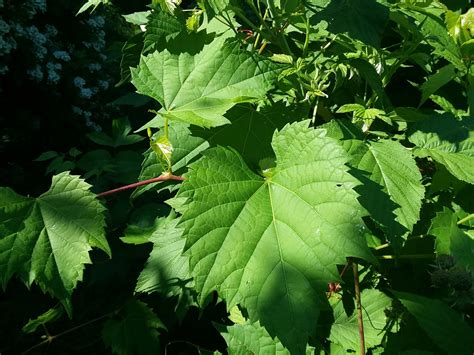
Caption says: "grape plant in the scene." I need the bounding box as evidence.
[1,0,474,354]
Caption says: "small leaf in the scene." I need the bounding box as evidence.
[22,307,64,334]
[132,119,208,198]
[35,151,59,161]
[77,0,109,15]
[122,11,151,25]
[419,64,456,106]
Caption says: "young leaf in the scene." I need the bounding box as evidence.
[0,172,109,313]
[131,39,280,128]
[395,291,474,355]
[102,299,165,355]
[132,119,209,198]
[177,121,374,353]
[22,307,64,334]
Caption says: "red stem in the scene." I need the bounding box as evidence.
[352,259,366,355]
[97,174,185,197]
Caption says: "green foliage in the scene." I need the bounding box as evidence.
[131,38,280,127]
[177,121,373,353]
[2,0,474,353]
[0,172,108,313]
[102,299,165,355]
[396,291,474,354]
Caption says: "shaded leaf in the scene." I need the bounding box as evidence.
[419,64,456,106]
[429,208,474,270]
[135,213,190,295]
[356,140,424,239]
[102,299,165,355]
[191,103,308,167]
[309,0,390,48]
[395,291,474,355]
[22,307,64,334]
[329,289,392,351]
[408,115,474,183]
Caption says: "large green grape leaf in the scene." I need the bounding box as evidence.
[395,291,474,355]
[0,172,109,313]
[131,39,280,128]
[355,140,424,239]
[177,121,374,353]
[135,213,191,295]
[429,208,474,270]
[408,115,474,183]
[102,299,165,355]
[329,289,392,351]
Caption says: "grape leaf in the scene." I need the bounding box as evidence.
[102,299,165,355]
[429,208,474,270]
[135,213,191,295]
[0,172,109,313]
[177,121,374,353]
[355,140,424,238]
[395,291,474,355]
[329,289,392,351]
[408,115,474,183]
[131,38,280,128]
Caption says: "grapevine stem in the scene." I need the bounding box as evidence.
[457,213,474,225]
[352,259,366,355]
[97,174,185,197]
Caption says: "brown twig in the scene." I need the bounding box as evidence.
[352,259,365,355]
[97,174,185,197]
[22,312,114,354]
